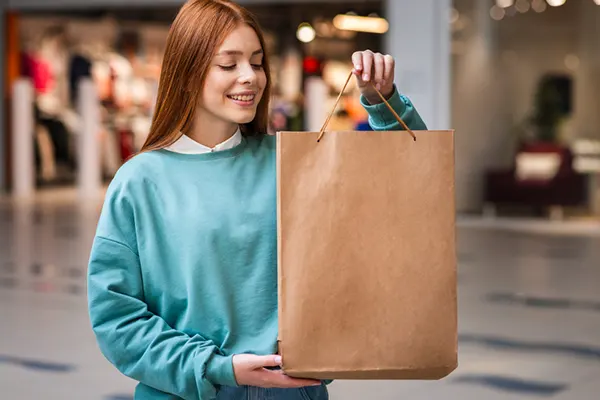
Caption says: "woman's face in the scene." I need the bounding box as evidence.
[199,24,267,126]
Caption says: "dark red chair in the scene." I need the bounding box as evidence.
[484,142,588,215]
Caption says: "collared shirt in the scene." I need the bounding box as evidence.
[165,128,242,154]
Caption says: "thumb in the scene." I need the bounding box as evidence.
[247,354,282,369]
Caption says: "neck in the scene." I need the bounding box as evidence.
[188,111,239,148]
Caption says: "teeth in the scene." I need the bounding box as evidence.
[229,94,255,101]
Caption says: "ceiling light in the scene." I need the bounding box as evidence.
[333,14,389,34]
[296,23,316,43]
[546,0,566,7]
[496,0,514,7]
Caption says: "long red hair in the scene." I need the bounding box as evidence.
[141,0,271,152]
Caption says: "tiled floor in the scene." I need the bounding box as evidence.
[1,190,599,399]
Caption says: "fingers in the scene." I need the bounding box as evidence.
[246,354,282,369]
[373,53,385,89]
[234,354,322,389]
[383,54,395,85]
[352,51,363,74]
[264,369,322,388]
[352,50,394,89]
[361,51,373,82]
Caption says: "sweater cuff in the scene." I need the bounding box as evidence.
[205,354,238,387]
[360,85,407,127]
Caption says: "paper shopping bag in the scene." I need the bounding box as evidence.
[276,72,457,380]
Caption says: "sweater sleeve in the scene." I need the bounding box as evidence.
[360,85,428,131]
[87,177,237,400]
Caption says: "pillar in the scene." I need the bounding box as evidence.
[77,78,102,201]
[383,0,451,131]
[11,79,35,200]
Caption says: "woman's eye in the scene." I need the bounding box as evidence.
[218,64,263,71]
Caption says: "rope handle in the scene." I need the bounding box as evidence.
[316,70,417,142]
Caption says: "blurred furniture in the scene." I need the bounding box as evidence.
[484,142,588,218]
[572,139,600,217]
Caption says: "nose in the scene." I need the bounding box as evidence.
[238,63,257,85]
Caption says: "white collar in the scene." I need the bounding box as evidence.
[165,128,242,154]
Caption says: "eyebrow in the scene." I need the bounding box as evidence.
[216,49,263,56]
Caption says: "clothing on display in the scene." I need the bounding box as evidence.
[35,106,74,169]
[21,52,54,94]
[34,124,57,182]
[69,53,93,106]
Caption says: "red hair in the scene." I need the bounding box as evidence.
[141,0,271,152]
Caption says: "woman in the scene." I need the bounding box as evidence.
[87,1,427,399]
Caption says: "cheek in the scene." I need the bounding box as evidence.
[203,73,232,102]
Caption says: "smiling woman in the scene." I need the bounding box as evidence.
[86,1,426,400]
[199,29,267,141]
[140,0,272,152]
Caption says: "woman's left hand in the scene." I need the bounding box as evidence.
[352,50,395,105]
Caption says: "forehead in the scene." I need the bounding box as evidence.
[217,24,262,53]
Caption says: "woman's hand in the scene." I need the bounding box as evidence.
[232,354,322,388]
[352,50,395,105]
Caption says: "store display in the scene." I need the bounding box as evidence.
[15,3,383,188]
[19,17,165,186]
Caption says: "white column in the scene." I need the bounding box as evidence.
[11,79,35,200]
[454,0,502,213]
[383,0,451,130]
[451,0,510,213]
[304,76,328,132]
[77,78,102,201]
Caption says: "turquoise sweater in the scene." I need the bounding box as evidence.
[87,88,427,400]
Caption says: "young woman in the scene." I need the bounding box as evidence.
[87,1,427,399]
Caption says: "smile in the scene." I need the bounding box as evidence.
[227,94,256,102]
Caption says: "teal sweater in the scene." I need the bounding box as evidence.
[87,88,427,400]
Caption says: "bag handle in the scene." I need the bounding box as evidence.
[317,70,417,142]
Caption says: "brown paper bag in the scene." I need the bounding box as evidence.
[276,72,457,380]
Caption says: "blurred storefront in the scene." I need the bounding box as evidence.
[2,0,599,221]
[2,0,390,189]
[451,0,600,219]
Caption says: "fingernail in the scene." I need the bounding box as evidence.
[274,356,282,364]
[354,64,361,70]
[363,74,369,81]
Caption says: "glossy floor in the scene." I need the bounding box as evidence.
[1,191,599,400]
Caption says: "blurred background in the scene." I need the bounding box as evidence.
[0,0,599,399]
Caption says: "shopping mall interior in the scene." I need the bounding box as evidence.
[0,0,599,399]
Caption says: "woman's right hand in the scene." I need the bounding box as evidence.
[232,354,322,388]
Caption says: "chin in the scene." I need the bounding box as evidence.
[231,111,257,124]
